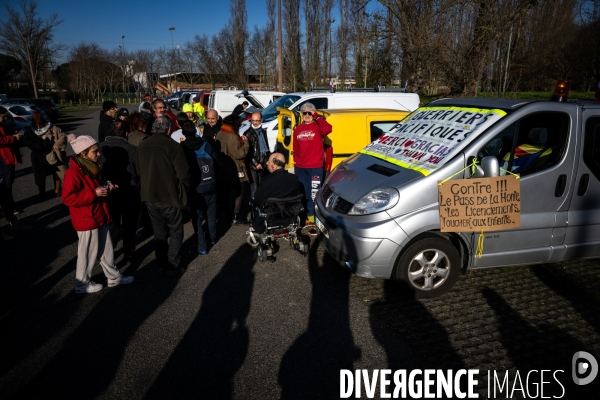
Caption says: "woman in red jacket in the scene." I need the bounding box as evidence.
[62,135,133,294]
[292,102,332,224]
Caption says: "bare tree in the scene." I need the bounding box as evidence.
[284,0,305,90]
[266,0,278,88]
[248,27,275,87]
[187,35,219,89]
[0,0,63,98]
[230,0,248,88]
[337,0,351,89]
[214,28,236,87]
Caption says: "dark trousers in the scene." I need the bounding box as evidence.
[295,167,322,217]
[146,202,184,268]
[249,168,263,199]
[0,182,16,224]
[107,192,141,256]
[191,192,217,252]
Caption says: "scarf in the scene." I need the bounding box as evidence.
[73,155,101,180]
[221,123,244,145]
[255,127,269,155]
[33,122,52,136]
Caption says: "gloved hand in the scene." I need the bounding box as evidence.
[312,112,319,119]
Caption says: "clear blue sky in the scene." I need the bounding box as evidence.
[31,0,271,60]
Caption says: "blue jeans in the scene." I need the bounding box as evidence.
[191,192,217,252]
[295,167,322,217]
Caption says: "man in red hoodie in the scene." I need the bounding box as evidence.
[292,102,332,223]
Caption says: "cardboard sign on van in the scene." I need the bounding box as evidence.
[438,175,521,232]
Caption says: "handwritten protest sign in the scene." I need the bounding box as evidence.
[438,175,521,232]
[360,106,507,176]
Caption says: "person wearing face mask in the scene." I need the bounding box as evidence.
[243,112,270,199]
[24,109,68,199]
[62,134,134,294]
[98,101,118,143]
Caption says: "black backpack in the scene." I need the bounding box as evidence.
[194,142,217,193]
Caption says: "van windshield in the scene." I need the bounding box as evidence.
[261,95,301,122]
[360,106,508,176]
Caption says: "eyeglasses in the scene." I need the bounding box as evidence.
[302,112,313,116]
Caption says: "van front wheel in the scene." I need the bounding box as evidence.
[393,237,460,298]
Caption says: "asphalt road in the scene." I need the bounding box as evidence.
[1,108,599,399]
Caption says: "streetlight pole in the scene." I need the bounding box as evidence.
[169,27,176,92]
[121,36,126,96]
[277,0,282,92]
[328,18,335,88]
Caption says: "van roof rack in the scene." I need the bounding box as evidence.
[309,87,336,93]
[379,88,406,93]
[349,87,375,92]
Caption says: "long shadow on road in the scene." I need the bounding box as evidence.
[9,258,184,400]
[482,287,599,398]
[145,244,255,399]
[278,240,360,400]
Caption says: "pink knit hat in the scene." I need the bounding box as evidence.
[69,135,97,154]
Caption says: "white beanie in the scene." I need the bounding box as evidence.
[69,135,97,154]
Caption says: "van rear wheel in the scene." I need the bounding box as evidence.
[393,237,460,298]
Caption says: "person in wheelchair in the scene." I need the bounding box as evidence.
[251,152,303,233]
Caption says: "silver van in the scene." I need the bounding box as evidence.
[315,89,600,297]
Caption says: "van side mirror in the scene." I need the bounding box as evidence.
[472,156,500,178]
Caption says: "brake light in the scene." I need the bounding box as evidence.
[324,145,333,172]
[550,80,571,102]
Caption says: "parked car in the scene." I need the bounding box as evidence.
[275,108,410,171]
[3,98,60,122]
[5,105,34,130]
[315,82,600,298]
[208,89,285,121]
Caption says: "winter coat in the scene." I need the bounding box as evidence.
[98,111,116,143]
[292,116,333,169]
[62,157,111,231]
[244,125,270,171]
[99,136,140,205]
[202,119,222,144]
[215,124,250,183]
[136,131,191,209]
[128,130,148,147]
[0,124,19,165]
[24,123,68,185]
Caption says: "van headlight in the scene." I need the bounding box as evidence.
[348,187,399,215]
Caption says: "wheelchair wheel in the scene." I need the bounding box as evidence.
[258,244,268,262]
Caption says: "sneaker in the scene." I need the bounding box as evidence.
[107,275,134,287]
[75,281,103,294]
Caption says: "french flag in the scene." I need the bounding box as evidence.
[329,80,333,88]
[378,82,381,90]
[311,81,314,89]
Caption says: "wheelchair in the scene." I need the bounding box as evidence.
[246,194,310,262]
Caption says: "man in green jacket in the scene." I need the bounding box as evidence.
[136,116,191,275]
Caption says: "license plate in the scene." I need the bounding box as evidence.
[315,216,329,239]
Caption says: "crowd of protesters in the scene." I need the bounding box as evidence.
[0,95,331,294]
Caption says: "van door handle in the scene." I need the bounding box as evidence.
[577,174,589,196]
[555,174,567,197]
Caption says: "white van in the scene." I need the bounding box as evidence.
[241,91,420,150]
[208,90,285,117]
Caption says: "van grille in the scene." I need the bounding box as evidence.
[322,184,354,214]
[334,197,354,214]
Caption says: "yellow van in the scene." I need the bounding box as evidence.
[275,108,411,170]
